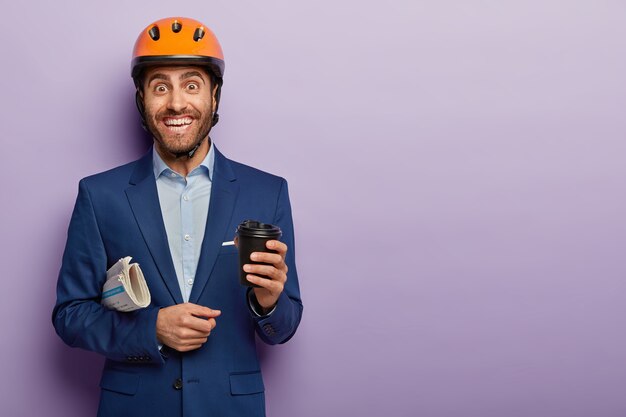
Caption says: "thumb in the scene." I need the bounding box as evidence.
[188,304,222,318]
[190,305,222,318]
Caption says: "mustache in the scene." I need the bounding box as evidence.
[156,109,201,119]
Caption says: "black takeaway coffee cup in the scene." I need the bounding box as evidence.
[236,220,282,287]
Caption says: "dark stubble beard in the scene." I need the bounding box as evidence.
[146,107,214,158]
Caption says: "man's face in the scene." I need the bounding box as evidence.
[141,66,217,157]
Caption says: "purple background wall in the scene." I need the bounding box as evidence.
[2,1,626,416]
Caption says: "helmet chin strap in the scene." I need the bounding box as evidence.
[176,135,205,159]
[172,110,214,160]
[183,139,203,159]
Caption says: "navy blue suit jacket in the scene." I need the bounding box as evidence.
[52,147,303,417]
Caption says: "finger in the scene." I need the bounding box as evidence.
[243,264,287,283]
[168,333,208,350]
[266,240,288,255]
[247,274,285,292]
[177,327,212,339]
[177,343,203,352]
[187,303,222,318]
[234,236,239,248]
[182,316,217,333]
[175,335,209,346]
[249,251,284,266]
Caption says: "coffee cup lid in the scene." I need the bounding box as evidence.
[237,220,282,238]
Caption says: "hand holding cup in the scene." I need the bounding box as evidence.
[235,220,288,310]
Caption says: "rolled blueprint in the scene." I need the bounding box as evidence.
[101,257,151,312]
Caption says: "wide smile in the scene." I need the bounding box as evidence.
[162,116,194,132]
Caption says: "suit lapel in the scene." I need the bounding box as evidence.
[189,148,239,303]
[125,152,184,304]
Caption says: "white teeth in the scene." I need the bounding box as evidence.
[164,118,192,126]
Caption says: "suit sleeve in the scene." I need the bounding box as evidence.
[52,179,164,364]
[249,178,304,344]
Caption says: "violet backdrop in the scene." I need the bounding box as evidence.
[2,1,626,416]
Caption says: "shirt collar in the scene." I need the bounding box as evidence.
[152,142,215,181]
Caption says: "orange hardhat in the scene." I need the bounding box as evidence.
[131,17,224,81]
[131,17,225,127]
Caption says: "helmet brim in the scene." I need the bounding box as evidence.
[131,55,224,85]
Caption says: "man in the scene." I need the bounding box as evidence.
[52,17,303,417]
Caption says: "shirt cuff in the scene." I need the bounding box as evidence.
[247,288,277,318]
[157,343,168,359]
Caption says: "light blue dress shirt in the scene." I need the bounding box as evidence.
[152,144,273,317]
[153,145,214,302]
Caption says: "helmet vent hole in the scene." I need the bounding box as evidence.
[172,20,182,33]
[148,25,160,41]
[193,27,205,42]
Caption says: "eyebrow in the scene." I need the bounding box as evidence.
[147,71,206,86]
[180,71,206,82]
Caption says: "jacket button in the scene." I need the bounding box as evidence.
[173,378,183,390]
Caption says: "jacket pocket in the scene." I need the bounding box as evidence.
[219,245,239,255]
[229,371,265,395]
[100,370,140,395]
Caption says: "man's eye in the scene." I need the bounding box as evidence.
[155,85,167,93]
[187,83,199,90]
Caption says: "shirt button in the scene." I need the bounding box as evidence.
[187,279,194,286]
[184,234,191,241]
[183,195,189,201]
[170,172,176,177]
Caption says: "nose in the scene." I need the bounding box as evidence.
[166,87,188,112]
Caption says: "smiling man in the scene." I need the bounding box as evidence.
[52,17,303,417]
[143,67,217,164]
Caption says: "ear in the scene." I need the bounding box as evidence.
[212,82,219,109]
[134,88,148,131]
[135,89,145,112]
